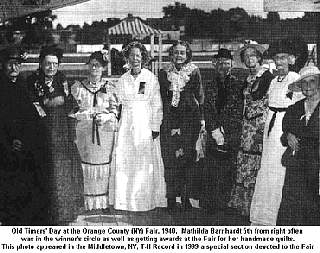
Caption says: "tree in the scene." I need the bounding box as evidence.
[266,12,280,23]
[228,7,249,39]
[163,2,190,19]
[7,9,57,46]
[77,19,121,44]
[23,0,51,5]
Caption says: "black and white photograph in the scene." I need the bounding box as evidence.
[264,0,320,12]
[0,0,319,231]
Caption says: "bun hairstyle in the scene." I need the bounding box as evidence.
[39,45,63,64]
[168,40,193,64]
[88,50,108,67]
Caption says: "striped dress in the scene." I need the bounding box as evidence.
[71,79,118,211]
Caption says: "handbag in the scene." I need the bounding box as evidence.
[206,136,232,161]
[281,147,297,167]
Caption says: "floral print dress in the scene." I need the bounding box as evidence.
[228,69,274,216]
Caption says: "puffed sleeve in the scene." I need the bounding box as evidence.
[115,77,124,120]
[96,82,119,132]
[150,74,163,132]
[191,68,205,120]
[69,80,95,120]
[106,81,120,117]
[115,76,124,104]
[204,78,218,132]
[158,69,169,106]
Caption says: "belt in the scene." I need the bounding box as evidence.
[267,107,287,136]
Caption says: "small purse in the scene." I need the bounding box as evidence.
[281,147,297,167]
[206,136,232,161]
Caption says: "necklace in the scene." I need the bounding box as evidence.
[277,74,287,82]
[302,98,320,124]
[305,97,320,113]
[131,68,141,77]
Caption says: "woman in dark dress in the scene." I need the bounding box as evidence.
[203,48,248,213]
[27,46,84,225]
[0,46,47,225]
[159,40,205,211]
[277,66,320,225]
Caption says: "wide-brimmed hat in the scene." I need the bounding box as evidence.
[213,48,232,60]
[0,46,27,63]
[234,43,266,67]
[288,65,320,92]
[267,37,307,58]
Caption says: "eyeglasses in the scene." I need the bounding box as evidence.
[244,54,257,59]
[44,62,59,67]
[89,62,103,68]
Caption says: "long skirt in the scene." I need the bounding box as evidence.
[45,106,84,225]
[76,122,116,211]
[82,163,110,210]
[277,140,320,225]
[109,103,167,212]
[250,110,286,225]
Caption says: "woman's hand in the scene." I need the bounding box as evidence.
[43,96,64,107]
[200,120,206,133]
[95,113,114,126]
[287,132,299,152]
[211,128,224,145]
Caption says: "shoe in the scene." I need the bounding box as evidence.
[183,199,193,210]
[167,198,177,214]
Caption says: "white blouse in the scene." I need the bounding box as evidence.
[116,68,163,132]
[268,71,304,108]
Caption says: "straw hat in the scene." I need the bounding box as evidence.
[288,65,320,92]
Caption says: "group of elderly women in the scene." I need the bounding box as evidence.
[227,38,320,226]
[0,37,319,226]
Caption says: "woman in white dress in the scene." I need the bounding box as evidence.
[250,38,307,225]
[110,41,167,211]
[71,51,118,212]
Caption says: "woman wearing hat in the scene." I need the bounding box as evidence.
[228,44,274,216]
[203,48,246,212]
[159,40,205,212]
[0,46,47,225]
[250,37,307,226]
[70,51,118,213]
[277,66,320,225]
[110,41,166,211]
[27,45,84,225]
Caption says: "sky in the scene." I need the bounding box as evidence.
[52,0,305,27]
